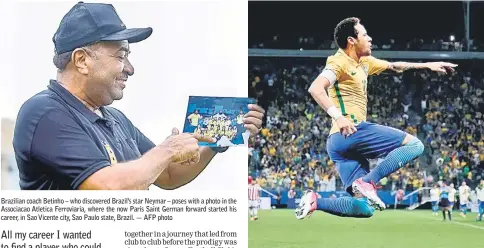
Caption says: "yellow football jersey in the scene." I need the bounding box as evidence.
[187,113,201,126]
[323,49,390,135]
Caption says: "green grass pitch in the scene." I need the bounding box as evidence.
[249,209,483,248]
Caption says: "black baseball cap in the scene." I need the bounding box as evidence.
[53,1,153,54]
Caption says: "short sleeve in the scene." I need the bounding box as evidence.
[320,57,343,85]
[367,56,390,75]
[31,109,111,189]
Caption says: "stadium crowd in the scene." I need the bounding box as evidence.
[421,70,484,188]
[250,36,483,52]
[248,57,484,193]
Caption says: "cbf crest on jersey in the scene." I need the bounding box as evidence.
[103,141,117,164]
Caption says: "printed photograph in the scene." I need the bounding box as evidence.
[1,1,262,191]
[248,1,484,247]
[183,96,255,147]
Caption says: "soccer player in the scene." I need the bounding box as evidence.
[237,110,244,124]
[448,183,456,211]
[458,181,471,217]
[296,17,457,219]
[439,182,452,221]
[248,176,261,221]
[187,109,203,127]
[475,179,484,221]
[430,184,440,216]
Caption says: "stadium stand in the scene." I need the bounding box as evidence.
[250,36,484,52]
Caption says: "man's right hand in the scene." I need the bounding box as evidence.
[161,128,215,165]
[335,116,357,138]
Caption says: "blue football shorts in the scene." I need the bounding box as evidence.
[326,121,407,194]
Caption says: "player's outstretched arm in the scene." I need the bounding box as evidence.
[388,61,458,74]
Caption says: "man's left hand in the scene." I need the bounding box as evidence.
[244,104,265,135]
[426,62,458,74]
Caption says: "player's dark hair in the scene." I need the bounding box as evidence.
[334,17,360,49]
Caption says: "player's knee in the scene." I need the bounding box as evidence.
[404,135,424,155]
[415,139,424,156]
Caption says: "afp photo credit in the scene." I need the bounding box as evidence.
[248,1,484,248]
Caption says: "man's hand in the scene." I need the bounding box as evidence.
[336,116,357,138]
[425,62,458,74]
[244,104,265,135]
[161,128,215,165]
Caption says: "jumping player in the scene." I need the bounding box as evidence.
[296,17,457,219]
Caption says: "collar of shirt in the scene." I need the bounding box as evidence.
[337,48,362,66]
[47,79,118,125]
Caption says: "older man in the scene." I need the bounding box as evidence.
[12,2,264,190]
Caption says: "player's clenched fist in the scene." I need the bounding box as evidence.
[161,128,215,165]
[336,116,357,138]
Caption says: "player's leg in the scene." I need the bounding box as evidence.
[295,159,375,219]
[440,199,449,221]
[477,201,483,221]
[249,200,255,220]
[325,127,386,210]
[460,202,467,217]
[253,201,259,220]
[448,202,453,219]
[353,123,424,185]
[431,201,437,215]
[295,189,375,220]
[441,207,446,221]
[447,206,452,221]
[479,201,484,221]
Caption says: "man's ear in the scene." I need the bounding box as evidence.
[71,48,90,75]
[347,36,356,46]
